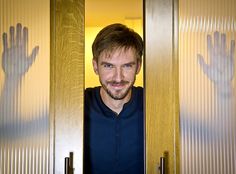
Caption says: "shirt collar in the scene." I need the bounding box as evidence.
[95,86,139,118]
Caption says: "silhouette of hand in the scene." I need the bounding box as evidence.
[2,23,39,77]
[197,31,235,84]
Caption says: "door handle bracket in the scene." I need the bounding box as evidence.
[65,152,74,174]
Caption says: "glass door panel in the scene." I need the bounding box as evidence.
[0,0,50,173]
[179,0,236,173]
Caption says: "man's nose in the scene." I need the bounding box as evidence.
[113,68,124,82]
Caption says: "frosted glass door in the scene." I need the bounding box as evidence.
[0,0,50,173]
[179,0,236,173]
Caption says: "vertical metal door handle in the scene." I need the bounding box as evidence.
[65,152,74,174]
[69,152,74,174]
[65,157,70,174]
[159,157,165,174]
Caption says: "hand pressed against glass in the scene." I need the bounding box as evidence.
[2,23,39,77]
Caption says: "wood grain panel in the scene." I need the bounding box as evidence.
[144,0,179,173]
[50,0,84,173]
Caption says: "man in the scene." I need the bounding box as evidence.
[84,23,144,174]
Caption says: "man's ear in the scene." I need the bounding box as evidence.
[92,59,98,75]
[136,60,142,74]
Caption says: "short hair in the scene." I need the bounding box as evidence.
[92,23,143,62]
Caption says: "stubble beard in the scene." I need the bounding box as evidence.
[100,79,136,100]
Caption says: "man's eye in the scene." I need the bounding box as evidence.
[123,64,133,68]
[104,64,113,68]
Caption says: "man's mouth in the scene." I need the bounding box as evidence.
[108,81,129,88]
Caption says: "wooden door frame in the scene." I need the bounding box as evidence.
[50,0,85,173]
[144,0,180,173]
[49,0,179,173]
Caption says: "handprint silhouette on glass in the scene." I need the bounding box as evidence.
[0,23,48,140]
[197,31,235,98]
[2,23,39,77]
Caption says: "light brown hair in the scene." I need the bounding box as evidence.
[92,23,143,62]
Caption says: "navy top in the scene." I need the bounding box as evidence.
[84,86,144,174]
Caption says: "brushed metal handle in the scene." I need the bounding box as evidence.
[159,157,165,174]
[65,157,70,174]
[65,152,74,174]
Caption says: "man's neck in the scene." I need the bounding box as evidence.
[100,88,132,115]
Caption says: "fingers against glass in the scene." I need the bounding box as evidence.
[214,31,220,51]
[9,26,14,48]
[2,33,8,52]
[16,23,22,46]
[207,34,213,62]
[230,40,235,60]
[221,33,226,56]
[23,27,28,57]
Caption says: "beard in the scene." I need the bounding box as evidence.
[100,79,135,100]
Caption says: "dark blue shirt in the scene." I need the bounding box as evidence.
[84,86,144,174]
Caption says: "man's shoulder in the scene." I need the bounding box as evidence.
[133,86,143,94]
[85,86,100,101]
[132,86,143,104]
[85,86,100,93]
[133,86,143,90]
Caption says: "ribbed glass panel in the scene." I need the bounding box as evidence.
[179,0,236,174]
[0,0,50,174]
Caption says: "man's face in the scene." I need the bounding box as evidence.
[93,48,141,100]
